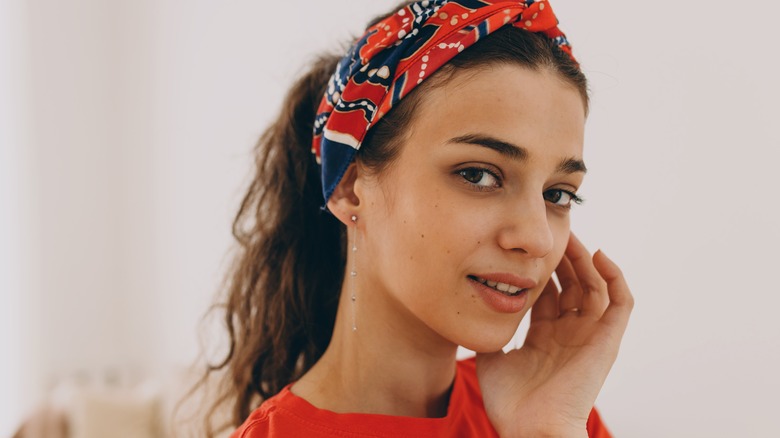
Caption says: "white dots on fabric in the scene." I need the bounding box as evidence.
[417,78,423,84]
[458,44,464,52]
[539,2,545,10]
[398,8,406,16]
[333,91,341,102]
[384,25,391,31]
[450,17,458,25]
[403,17,410,23]
[422,55,430,62]
[421,0,430,7]
[421,63,428,70]
[504,16,511,24]
[439,12,448,19]
[387,31,392,37]
[377,66,390,79]
[398,29,407,39]
[419,71,425,78]
[533,13,538,19]
[461,13,469,19]
[525,20,533,27]
[438,42,447,49]
[368,68,377,77]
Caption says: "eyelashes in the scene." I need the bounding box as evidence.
[543,188,584,209]
[455,166,584,210]
[457,167,501,190]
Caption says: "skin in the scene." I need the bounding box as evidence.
[292,64,633,436]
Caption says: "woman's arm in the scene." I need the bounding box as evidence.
[477,232,633,437]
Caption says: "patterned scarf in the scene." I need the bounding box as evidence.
[313,0,574,204]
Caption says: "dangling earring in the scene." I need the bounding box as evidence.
[350,215,358,332]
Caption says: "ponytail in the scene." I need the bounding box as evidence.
[200,53,346,435]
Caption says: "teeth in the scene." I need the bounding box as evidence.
[474,276,523,295]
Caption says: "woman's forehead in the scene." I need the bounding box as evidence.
[405,64,586,163]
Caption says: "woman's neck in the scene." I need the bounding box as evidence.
[291,286,459,418]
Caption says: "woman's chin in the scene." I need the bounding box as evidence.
[456,329,517,354]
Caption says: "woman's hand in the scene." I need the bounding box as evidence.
[476,233,633,437]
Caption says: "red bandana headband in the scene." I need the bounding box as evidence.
[313,0,575,205]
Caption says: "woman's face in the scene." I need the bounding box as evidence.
[354,64,586,352]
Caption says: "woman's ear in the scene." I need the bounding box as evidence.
[326,163,361,226]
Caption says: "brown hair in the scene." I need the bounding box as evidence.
[192,3,588,436]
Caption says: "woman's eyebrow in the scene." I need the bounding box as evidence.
[557,157,587,174]
[448,133,528,161]
[446,133,587,174]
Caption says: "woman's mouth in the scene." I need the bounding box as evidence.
[468,275,526,297]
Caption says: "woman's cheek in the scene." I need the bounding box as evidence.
[547,215,571,270]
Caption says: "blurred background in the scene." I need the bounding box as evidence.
[2,0,779,436]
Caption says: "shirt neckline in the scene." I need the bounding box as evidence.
[272,361,466,435]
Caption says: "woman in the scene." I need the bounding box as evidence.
[202,1,634,436]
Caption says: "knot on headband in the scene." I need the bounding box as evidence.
[313,0,574,205]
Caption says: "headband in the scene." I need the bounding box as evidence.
[312,0,574,205]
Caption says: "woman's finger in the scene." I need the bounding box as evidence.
[565,233,609,317]
[530,278,559,322]
[556,255,583,316]
[592,250,634,331]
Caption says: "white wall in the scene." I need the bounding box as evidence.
[2,0,779,436]
[1,1,40,434]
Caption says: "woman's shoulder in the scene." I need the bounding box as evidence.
[230,357,611,438]
[228,395,276,438]
[229,358,494,438]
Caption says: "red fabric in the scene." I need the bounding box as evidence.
[231,357,611,437]
[312,1,576,203]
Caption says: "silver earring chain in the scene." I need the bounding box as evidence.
[350,215,358,332]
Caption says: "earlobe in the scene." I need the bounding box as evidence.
[326,163,361,226]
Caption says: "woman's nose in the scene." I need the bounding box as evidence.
[496,197,554,258]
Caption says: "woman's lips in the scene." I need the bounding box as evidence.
[468,274,533,313]
[469,273,537,294]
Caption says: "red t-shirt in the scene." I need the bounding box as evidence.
[231,357,612,437]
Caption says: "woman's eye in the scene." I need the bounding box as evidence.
[458,168,500,190]
[543,189,583,209]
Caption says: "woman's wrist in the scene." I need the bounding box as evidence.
[498,421,589,438]
[502,429,587,438]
